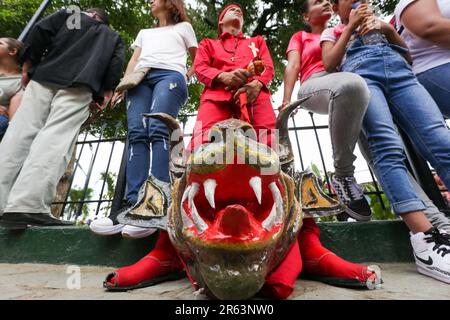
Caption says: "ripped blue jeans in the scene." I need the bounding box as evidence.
[126,68,188,204]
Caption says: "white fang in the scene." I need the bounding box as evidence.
[262,203,277,231]
[204,179,217,209]
[181,186,194,229]
[269,182,284,225]
[188,183,209,234]
[249,176,262,205]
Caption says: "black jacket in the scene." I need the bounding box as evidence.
[19,9,125,102]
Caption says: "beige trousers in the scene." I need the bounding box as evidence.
[0,80,91,215]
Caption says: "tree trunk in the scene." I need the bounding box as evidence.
[51,146,77,218]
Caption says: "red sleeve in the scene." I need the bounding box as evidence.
[193,39,223,88]
[286,31,303,56]
[253,36,274,91]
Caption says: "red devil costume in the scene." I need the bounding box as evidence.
[188,4,276,151]
[103,5,378,299]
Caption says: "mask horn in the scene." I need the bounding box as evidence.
[275,97,310,174]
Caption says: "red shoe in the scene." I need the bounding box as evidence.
[104,231,186,291]
[299,218,382,289]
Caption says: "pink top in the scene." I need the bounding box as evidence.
[286,31,325,83]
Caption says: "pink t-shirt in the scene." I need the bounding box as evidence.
[286,31,325,83]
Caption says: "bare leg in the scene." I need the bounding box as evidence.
[401,211,433,234]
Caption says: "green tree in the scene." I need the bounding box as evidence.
[362,182,395,220]
[66,186,94,220]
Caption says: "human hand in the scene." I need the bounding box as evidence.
[111,90,125,108]
[233,80,263,105]
[217,69,251,90]
[100,90,113,110]
[91,90,113,113]
[348,4,373,31]
[359,15,382,36]
[278,100,301,116]
[278,100,290,112]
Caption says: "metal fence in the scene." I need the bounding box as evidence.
[50,109,432,223]
[51,122,127,222]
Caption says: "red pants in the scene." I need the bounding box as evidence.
[188,98,276,151]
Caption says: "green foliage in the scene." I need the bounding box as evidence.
[377,0,399,14]
[66,186,94,221]
[362,182,396,221]
[0,0,43,38]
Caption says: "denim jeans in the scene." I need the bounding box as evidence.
[126,68,188,204]
[342,39,450,215]
[0,115,8,141]
[416,62,450,118]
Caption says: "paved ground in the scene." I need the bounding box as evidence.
[0,263,449,300]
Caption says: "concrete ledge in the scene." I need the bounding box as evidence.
[0,220,413,266]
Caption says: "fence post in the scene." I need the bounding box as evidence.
[18,0,52,41]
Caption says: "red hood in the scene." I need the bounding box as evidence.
[218,4,243,34]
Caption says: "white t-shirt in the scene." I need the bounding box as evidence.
[395,0,450,74]
[132,22,198,77]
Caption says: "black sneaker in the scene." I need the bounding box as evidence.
[0,212,74,230]
[89,204,131,236]
[331,175,372,221]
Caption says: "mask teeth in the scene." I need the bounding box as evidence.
[188,183,209,234]
[181,185,194,229]
[249,176,262,205]
[204,179,217,209]
[262,182,283,231]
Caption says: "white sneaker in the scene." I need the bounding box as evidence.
[121,225,157,239]
[410,228,450,284]
[90,205,133,236]
[89,216,125,235]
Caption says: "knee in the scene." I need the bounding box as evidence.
[336,73,370,106]
[128,126,148,144]
[370,140,406,166]
[148,119,170,142]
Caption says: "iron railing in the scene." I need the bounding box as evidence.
[51,121,126,221]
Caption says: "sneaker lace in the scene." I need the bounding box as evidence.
[341,177,364,202]
[425,229,450,257]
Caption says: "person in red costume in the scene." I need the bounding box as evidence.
[103,4,380,299]
[189,4,276,150]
